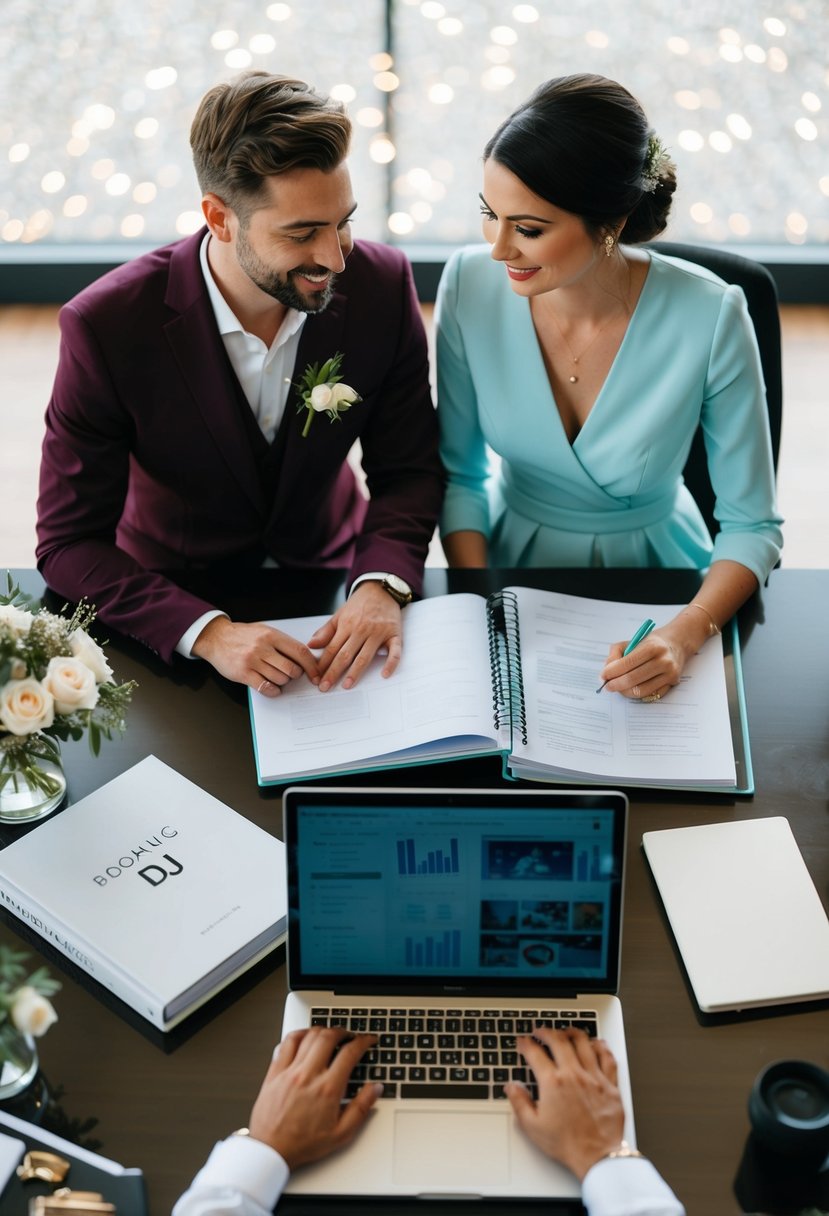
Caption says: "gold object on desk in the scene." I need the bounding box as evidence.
[17,1150,71,1183]
[29,1190,116,1214]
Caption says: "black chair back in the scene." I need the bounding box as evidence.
[648,241,782,538]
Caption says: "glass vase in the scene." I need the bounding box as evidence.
[0,1025,38,1100]
[0,745,66,824]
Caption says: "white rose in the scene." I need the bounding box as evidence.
[42,656,100,714]
[330,382,359,409]
[69,628,114,683]
[0,603,34,636]
[10,986,58,1037]
[309,383,334,411]
[0,678,55,736]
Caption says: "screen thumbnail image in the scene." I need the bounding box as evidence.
[573,901,605,930]
[483,839,574,881]
[479,934,519,968]
[480,900,518,930]
[520,900,569,930]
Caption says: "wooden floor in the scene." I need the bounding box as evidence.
[2,303,828,569]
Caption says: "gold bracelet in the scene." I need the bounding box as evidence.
[686,601,721,637]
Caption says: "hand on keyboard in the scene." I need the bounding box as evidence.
[247,1026,381,1169]
[505,1026,625,1181]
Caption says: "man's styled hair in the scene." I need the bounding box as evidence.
[190,71,351,217]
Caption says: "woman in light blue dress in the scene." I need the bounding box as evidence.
[436,74,782,702]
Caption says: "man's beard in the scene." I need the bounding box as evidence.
[236,226,336,314]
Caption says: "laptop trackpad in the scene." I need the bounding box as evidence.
[392,1110,511,1190]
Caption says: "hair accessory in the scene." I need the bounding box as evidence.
[640,132,671,194]
[603,233,615,257]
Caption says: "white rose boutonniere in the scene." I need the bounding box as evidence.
[296,352,361,438]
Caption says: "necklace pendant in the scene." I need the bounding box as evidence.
[569,374,578,384]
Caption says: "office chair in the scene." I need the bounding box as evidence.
[648,240,783,540]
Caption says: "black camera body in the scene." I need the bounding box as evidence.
[734,1060,829,1214]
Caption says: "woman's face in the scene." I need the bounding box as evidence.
[480,158,600,296]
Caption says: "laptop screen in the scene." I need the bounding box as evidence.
[284,787,627,997]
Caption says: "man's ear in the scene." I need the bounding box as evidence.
[202,193,235,242]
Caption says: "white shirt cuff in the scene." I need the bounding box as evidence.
[349,572,394,595]
[581,1156,686,1216]
[176,610,228,659]
[174,1135,290,1214]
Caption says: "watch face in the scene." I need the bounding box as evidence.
[383,575,412,604]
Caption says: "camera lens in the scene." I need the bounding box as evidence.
[749,1060,829,1163]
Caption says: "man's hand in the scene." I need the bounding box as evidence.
[248,1027,381,1169]
[505,1027,625,1181]
[191,616,319,695]
[308,581,403,691]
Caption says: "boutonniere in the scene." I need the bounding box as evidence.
[295,352,362,438]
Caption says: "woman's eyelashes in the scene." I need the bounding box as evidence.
[479,206,542,239]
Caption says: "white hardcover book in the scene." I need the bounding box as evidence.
[0,756,286,1030]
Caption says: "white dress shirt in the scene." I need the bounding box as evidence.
[172,1135,685,1216]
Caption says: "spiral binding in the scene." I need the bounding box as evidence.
[486,590,528,747]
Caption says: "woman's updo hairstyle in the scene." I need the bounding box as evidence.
[483,74,676,245]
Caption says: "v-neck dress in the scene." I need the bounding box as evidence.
[436,246,782,581]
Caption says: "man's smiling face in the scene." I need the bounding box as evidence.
[233,162,356,313]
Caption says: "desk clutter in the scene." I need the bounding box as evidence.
[0,1109,145,1214]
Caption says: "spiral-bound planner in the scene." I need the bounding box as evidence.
[248,585,751,793]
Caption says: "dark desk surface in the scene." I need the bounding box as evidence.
[2,568,827,1216]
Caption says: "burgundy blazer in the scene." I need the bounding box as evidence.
[36,231,444,661]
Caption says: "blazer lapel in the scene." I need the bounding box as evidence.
[267,288,349,516]
[162,233,266,515]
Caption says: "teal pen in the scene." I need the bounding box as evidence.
[595,617,657,693]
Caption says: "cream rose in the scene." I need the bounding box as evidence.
[10,986,59,1037]
[0,603,34,636]
[0,678,55,736]
[42,656,100,714]
[70,627,114,683]
[329,382,360,407]
[310,383,334,412]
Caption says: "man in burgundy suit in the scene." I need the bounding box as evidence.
[37,72,443,696]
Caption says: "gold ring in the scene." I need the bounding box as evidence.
[642,691,662,703]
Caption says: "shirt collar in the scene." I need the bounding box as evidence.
[199,233,306,346]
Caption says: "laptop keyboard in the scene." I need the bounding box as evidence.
[309,1006,598,1100]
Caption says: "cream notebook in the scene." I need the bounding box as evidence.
[642,816,829,1012]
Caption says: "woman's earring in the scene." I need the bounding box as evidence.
[604,233,615,258]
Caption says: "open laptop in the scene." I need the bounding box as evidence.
[281,786,634,1200]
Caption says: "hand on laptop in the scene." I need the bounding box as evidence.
[247,1027,382,1169]
[505,1026,625,1180]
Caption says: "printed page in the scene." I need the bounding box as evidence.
[250,594,498,782]
[507,587,736,787]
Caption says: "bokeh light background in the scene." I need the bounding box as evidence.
[1,0,826,249]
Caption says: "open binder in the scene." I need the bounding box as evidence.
[249,586,752,794]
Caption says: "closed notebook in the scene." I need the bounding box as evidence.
[642,816,829,1012]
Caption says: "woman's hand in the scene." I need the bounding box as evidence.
[598,610,711,702]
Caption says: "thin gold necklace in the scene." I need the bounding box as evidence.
[547,306,626,384]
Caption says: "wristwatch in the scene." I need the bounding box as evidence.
[378,574,413,606]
